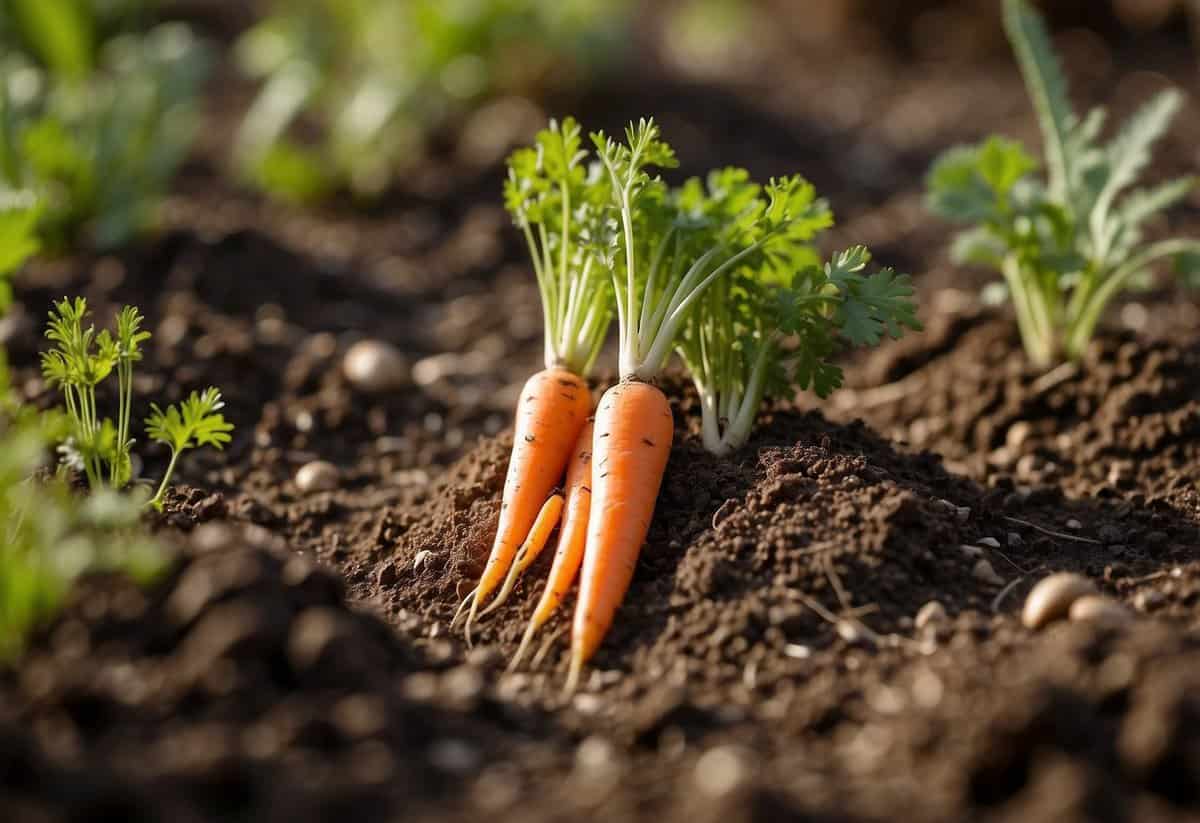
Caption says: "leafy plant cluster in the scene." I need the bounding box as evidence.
[506,118,920,455]
[1,0,209,250]
[234,0,631,202]
[0,220,162,661]
[40,297,233,509]
[926,0,1200,367]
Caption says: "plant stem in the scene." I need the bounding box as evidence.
[1002,255,1054,368]
[147,448,179,511]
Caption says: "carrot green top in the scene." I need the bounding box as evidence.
[504,117,613,376]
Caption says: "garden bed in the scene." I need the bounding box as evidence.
[2,7,1199,823]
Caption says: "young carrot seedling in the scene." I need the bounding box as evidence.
[40,297,232,508]
[926,0,1200,368]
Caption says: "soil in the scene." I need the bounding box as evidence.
[3,6,1200,823]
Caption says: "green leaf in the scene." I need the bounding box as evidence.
[827,247,922,347]
[146,387,234,454]
[251,141,334,205]
[925,145,1001,223]
[1117,176,1195,235]
[0,194,40,305]
[1090,89,1182,241]
[115,304,150,362]
[951,226,1008,268]
[977,136,1038,194]
[9,0,95,79]
[1176,249,1200,289]
[1003,0,1075,205]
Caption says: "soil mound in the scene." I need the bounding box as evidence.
[0,536,554,823]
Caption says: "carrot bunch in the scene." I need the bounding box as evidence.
[450,117,610,640]
[454,117,920,690]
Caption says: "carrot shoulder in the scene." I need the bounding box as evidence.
[510,419,594,669]
[468,368,590,615]
[568,381,672,688]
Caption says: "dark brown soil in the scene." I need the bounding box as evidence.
[2,7,1200,823]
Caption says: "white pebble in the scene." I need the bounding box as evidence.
[1022,572,1096,629]
[693,745,747,797]
[343,340,408,393]
[294,460,339,492]
[1068,595,1131,627]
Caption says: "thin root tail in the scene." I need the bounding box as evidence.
[563,651,583,697]
[508,620,538,673]
[478,548,526,620]
[463,596,481,647]
[449,587,477,630]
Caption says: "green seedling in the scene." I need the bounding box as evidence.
[926,0,1200,367]
[674,175,920,454]
[40,297,232,508]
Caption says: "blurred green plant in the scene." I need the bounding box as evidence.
[0,405,164,660]
[926,0,1200,367]
[0,211,163,661]
[40,296,233,508]
[1,5,208,251]
[234,0,631,202]
[0,190,40,311]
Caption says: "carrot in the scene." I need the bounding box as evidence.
[454,367,590,640]
[566,381,672,690]
[561,120,828,689]
[459,116,614,640]
[509,419,593,670]
[478,491,564,618]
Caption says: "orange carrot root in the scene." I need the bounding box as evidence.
[566,381,672,691]
[509,420,594,670]
[461,368,591,639]
[478,493,564,619]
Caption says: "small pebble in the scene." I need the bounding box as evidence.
[972,559,1004,586]
[1022,572,1096,629]
[693,745,747,798]
[836,619,869,645]
[1065,518,1083,531]
[1133,589,1165,612]
[1007,532,1023,548]
[343,340,409,393]
[295,460,339,492]
[1068,595,1131,627]
[413,550,434,572]
[783,643,811,660]
[914,601,948,630]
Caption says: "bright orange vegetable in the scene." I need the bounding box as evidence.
[478,491,564,619]
[454,367,590,641]
[509,419,593,670]
[566,381,672,692]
